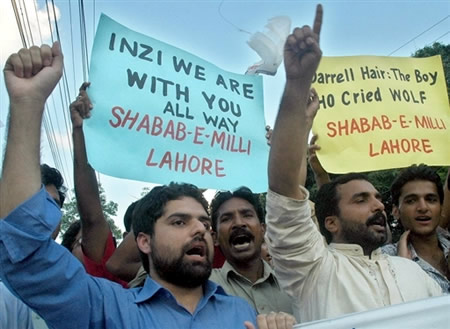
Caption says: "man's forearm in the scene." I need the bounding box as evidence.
[268,81,311,199]
[0,100,45,217]
[73,127,104,222]
[73,126,110,262]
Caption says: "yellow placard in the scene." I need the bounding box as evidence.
[312,55,450,173]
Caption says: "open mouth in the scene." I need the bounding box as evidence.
[415,216,432,222]
[230,229,254,250]
[185,243,206,258]
[367,212,386,230]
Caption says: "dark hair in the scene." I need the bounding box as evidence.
[61,220,81,251]
[132,182,209,274]
[391,164,444,206]
[41,164,67,207]
[315,173,369,243]
[123,201,138,232]
[210,186,265,232]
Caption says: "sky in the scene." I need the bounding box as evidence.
[0,0,449,234]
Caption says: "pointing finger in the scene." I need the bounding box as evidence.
[313,4,323,41]
[79,81,91,92]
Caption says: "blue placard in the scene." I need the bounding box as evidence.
[85,14,268,191]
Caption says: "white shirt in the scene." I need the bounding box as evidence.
[265,187,442,322]
[0,281,34,329]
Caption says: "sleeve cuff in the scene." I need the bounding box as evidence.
[266,186,312,229]
[267,186,310,211]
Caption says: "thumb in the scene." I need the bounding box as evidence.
[51,41,64,71]
[244,321,256,329]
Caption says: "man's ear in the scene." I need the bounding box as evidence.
[325,215,340,236]
[261,223,266,235]
[136,232,152,254]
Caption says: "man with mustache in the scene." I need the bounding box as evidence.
[209,187,293,316]
[0,42,295,329]
[382,164,450,293]
[266,4,442,322]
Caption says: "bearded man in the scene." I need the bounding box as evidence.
[0,42,294,329]
[265,4,442,323]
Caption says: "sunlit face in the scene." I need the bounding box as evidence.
[334,180,387,254]
[215,198,264,266]
[149,197,214,288]
[394,180,441,237]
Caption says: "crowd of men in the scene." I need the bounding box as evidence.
[0,4,449,329]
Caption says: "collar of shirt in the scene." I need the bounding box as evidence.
[404,228,450,261]
[134,277,227,306]
[436,227,450,255]
[330,243,384,259]
[220,260,278,286]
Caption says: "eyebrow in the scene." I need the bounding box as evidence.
[166,212,211,222]
[350,191,382,200]
[350,192,370,200]
[403,192,439,199]
[219,207,255,218]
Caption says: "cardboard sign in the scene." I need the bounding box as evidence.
[312,56,449,173]
[85,14,267,191]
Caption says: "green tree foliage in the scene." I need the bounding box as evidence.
[61,184,122,240]
[412,42,449,99]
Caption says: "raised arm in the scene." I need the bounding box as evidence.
[266,90,320,188]
[0,43,63,217]
[106,228,142,282]
[0,43,128,329]
[70,82,110,262]
[268,5,322,200]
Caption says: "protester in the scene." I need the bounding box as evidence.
[0,42,294,329]
[106,201,144,283]
[209,187,294,316]
[382,164,450,293]
[265,4,442,323]
[41,164,67,239]
[61,220,84,263]
[265,111,322,232]
[106,202,227,288]
[67,82,127,287]
[0,163,65,329]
